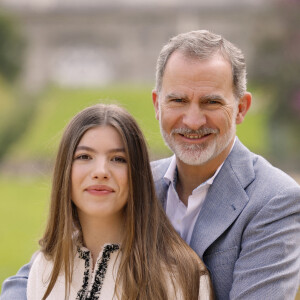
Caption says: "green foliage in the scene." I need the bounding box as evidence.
[0,12,24,82]
[252,1,300,167]
[0,78,37,162]
[0,76,14,122]
[0,11,28,162]
[236,86,270,156]
[237,111,269,156]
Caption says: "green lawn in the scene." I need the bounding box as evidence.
[5,85,171,163]
[0,176,50,292]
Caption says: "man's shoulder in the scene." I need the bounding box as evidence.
[229,139,300,193]
[253,154,300,192]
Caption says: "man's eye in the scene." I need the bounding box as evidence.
[205,100,221,105]
[207,100,220,105]
[171,98,184,103]
[112,156,127,163]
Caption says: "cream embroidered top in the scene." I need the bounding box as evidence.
[27,244,212,299]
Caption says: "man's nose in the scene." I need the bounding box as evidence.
[182,104,206,130]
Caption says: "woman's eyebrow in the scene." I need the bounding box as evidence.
[75,145,96,153]
[107,148,126,154]
[75,145,125,154]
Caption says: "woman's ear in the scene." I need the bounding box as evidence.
[236,92,252,124]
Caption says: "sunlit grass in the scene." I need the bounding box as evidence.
[6,85,171,163]
[0,176,50,292]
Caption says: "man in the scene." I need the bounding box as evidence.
[1,30,300,299]
[151,30,300,299]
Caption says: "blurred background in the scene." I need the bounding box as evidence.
[0,0,299,295]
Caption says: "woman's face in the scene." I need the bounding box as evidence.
[71,125,129,224]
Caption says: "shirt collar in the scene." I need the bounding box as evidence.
[163,137,237,188]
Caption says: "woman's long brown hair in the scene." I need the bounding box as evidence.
[39,103,212,299]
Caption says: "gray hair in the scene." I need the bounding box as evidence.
[155,30,247,99]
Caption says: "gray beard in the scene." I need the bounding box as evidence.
[159,121,236,166]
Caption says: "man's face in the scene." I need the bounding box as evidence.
[153,52,241,167]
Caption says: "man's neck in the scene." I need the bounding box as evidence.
[175,139,234,206]
[176,162,216,206]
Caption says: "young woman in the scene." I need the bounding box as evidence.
[27,103,213,300]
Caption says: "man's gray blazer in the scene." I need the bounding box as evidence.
[152,138,300,299]
[1,139,300,300]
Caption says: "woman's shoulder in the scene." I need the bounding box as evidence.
[27,251,54,299]
[29,251,52,275]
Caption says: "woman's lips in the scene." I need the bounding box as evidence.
[85,185,114,195]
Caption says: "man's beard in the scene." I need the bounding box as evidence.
[159,112,236,166]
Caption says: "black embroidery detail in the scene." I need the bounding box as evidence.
[76,244,120,300]
[76,247,91,299]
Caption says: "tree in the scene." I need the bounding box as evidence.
[252,0,300,168]
[0,11,24,82]
[0,11,27,162]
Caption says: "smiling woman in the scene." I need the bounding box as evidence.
[71,126,129,261]
[7,103,213,300]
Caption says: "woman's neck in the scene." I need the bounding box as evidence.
[80,215,124,264]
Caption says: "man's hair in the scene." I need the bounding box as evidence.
[155,29,247,99]
[39,103,211,300]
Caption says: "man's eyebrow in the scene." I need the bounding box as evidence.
[201,94,224,100]
[164,93,225,101]
[165,93,187,100]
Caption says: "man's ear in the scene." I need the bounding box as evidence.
[152,90,160,120]
[236,92,252,124]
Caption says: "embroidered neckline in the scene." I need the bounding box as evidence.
[76,244,120,300]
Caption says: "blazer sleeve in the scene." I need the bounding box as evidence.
[0,263,31,300]
[0,252,37,300]
[229,185,300,299]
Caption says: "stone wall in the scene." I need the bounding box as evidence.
[1,2,278,91]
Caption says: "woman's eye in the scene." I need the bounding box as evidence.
[75,154,91,160]
[111,156,127,163]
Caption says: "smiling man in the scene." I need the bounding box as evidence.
[151,30,300,299]
[1,30,300,300]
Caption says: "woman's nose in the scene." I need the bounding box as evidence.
[91,159,110,179]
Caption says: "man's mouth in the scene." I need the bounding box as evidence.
[182,133,211,139]
[174,127,218,140]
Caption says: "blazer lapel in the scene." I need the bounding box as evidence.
[190,139,255,257]
[152,156,173,210]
